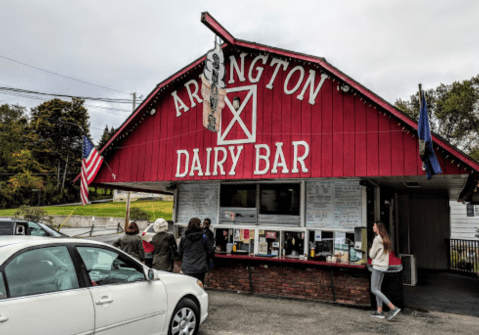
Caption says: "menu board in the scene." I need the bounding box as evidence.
[306,180,362,229]
[176,183,219,225]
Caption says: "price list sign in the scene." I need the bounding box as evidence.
[177,183,219,225]
[306,180,362,229]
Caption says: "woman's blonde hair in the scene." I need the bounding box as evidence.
[375,221,392,254]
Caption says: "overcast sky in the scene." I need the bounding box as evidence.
[1,0,478,142]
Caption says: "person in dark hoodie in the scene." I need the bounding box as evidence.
[178,217,214,284]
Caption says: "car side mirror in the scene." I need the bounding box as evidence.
[147,268,159,281]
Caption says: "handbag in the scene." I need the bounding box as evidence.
[367,252,403,273]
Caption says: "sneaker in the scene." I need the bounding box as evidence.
[369,311,385,318]
[387,307,401,321]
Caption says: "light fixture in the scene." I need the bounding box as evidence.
[338,83,350,92]
[150,108,156,115]
[233,97,241,110]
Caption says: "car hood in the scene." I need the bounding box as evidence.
[157,270,205,296]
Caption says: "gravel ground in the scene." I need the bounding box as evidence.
[198,290,479,335]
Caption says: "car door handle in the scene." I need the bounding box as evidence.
[96,297,113,305]
[0,315,8,322]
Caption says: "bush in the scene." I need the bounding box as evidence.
[13,205,51,223]
[130,207,150,222]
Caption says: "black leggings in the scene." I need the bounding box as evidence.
[184,272,206,284]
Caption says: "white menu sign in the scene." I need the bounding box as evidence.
[177,182,219,225]
[306,180,362,229]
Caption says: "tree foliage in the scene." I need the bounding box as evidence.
[395,74,479,160]
[97,125,116,150]
[130,207,150,222]
[13,205,50,222]
[0,99,94,209]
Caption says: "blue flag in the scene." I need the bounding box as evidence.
[418,94,442,179]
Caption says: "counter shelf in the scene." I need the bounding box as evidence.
[214,253,366,269]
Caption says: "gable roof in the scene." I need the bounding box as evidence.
[82,12,479,201]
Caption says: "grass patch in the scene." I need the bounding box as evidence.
[0,200,173,221]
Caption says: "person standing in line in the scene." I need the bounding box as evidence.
[178,217,214,284]
[203,218,215,269]
[202,218,215,249]
[369,221,401,321]
[150,218,177,272]
[113,222,145,263]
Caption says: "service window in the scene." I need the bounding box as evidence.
[283,231,305,257]
[77,247,145,286]
[257,230,280,257]
[232,229,255,254]
[4,246,80,297]
[309,230,334,261]
[0,272,6,299]
[214,228,233,252]
[221,184,256,208]
[260,183,300,215]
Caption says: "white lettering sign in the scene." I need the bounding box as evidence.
[175,141,310,179]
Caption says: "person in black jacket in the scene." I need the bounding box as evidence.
[178,217,214,284]
[202,218,215,249]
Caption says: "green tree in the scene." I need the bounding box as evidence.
[13,205,50,222]
[395,75,479,159]
[97,125,115,150]
[0,104,34,208]
[0,104,29,175]
[29,98,90,201]
[130,207,150,222]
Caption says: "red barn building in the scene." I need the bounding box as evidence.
[90,13,479,306]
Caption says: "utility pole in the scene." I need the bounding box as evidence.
[132,92,137,111]
[125,191,131,231]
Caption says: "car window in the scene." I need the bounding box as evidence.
[38,223,65,237]
[4,246,79,298]
[28,221,49,236]
[147,225,155,233]
[0,221,14,235]
[76,247,145,286]
[0,272,6,300]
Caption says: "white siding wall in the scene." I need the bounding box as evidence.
[450,201,479,240]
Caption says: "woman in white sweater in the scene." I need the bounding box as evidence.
[369,221,401,321]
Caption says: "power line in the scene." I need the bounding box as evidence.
[0,90,132,116]
[0,86,135,103]
[0,55,131,95]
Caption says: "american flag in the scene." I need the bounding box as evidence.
[81,136,104,206]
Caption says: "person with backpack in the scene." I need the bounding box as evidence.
[369,221,401,321]
[178,217,214,284]
[150,218,177,272]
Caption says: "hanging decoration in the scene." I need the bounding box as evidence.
[201,37,226,133]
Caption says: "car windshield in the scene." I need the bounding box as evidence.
[37,223,66,237]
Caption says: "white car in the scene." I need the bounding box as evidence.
[0,236,208,335]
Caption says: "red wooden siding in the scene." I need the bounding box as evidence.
[94,52,469,185]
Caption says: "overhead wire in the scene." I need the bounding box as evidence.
[0,86,136,103]
[0,54,131,95]
[0,87,135,116]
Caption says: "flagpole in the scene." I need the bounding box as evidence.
[418,83,423,110]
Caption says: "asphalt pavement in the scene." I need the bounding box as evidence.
[199,290,479,335]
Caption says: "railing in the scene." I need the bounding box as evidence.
[449,239,479,276]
